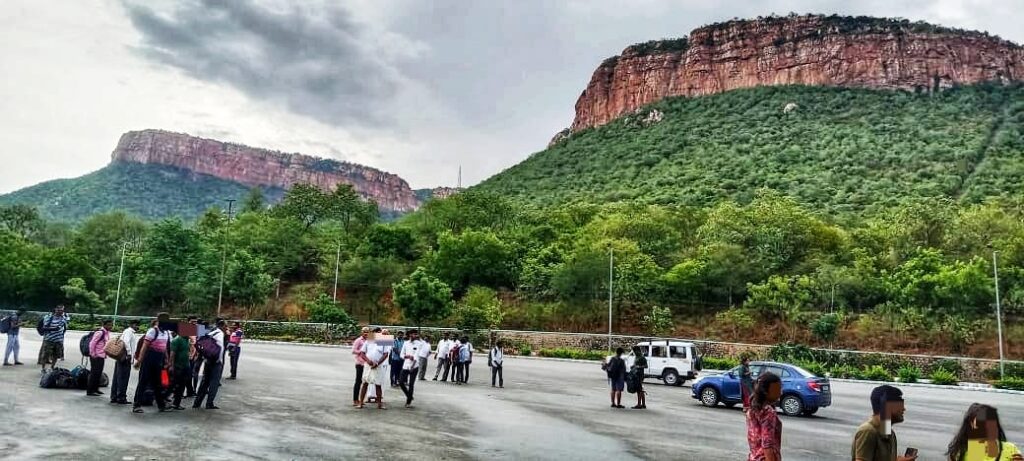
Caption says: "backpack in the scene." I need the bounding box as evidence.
[606,357,625,379]
[40,367,72,389]
[37,316,51,336]
[80,331,96,357]
[71,365,90,389]
[451,344,463,363]
[459,344,471,363]
[104,336,126,360]
[0,316,10,334]
[625,369,640,394]
[195,335,221,362]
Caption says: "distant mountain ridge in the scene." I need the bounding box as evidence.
[0,129,459,222]
[569,14,1024,133]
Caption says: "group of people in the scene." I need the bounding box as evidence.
[742,374,1024,461]
[350,327,506,409]
[4,306,244,414]
[603,346,648,409]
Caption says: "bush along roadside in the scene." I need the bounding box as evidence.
[536,348,607,361]
[994,377,1024,391]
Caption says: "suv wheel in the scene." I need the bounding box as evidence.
[662,369,680,386]
[699,386,719,407]
[781,395,804,416]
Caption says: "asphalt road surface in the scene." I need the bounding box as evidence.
[1,332,1022,460]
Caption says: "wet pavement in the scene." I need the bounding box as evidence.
[1,332,1022,460]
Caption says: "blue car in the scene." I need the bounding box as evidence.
[690,361,832,416]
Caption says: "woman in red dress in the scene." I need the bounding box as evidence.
[747,372,783,461]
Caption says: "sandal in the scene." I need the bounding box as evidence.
[132,407,144,414]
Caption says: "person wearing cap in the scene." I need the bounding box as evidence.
[352,326,370,407]
[852,385,917,461]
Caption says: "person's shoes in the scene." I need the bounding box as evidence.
[499,385,504,388]
[2,363,10,366]
[632,405,643,409]
[192,404,201,409]
[117,400,131,405]
[205,405,219,410]
[185,393,196,398]
[97,391,105,395]
[226,376,236,380]
[611,403,616,408]
[171,405,186,410]
[432,378,438,381]
[14,362,23,365]
[405,404,414,408]
[132,407,144,414]
[158,407,172,413]
[86,392,101,397]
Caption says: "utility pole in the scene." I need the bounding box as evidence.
[830,285,835,315]
[993,250,1005,379]
[608,247,614,352]
[217,199,236,317]
[113,241,127,319]
[458,165,462,189]
[333,243,342,301]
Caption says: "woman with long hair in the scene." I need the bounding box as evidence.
[946,403,1022,461]
[747,372,783,461]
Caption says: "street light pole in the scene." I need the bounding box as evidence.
[113,241,127,319]
[333,243,342,301]
[608,247,614,352]
[216,199,236,317]
[993,250,1005,379]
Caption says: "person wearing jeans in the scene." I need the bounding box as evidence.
[110,320,138,404]
[489,341,504,388]
[3,309,24,366]
[352,327,369,407]
[226,322,243,379]
[193,320,226,410]
[417,335,431,381]
[86,320,112,396]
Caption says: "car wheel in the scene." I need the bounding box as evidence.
[663,369,680,386]
[802,407,818,416]
[699,386,720,407]
[781,395,804,416]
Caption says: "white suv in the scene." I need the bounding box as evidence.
[607,340,702,386]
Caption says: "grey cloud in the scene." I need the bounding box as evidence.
[122,0,409,126]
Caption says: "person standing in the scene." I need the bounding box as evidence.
[85,320,112,396]
[489,341,504,388]
[186,316,201,397]
[110,319,139,405]
[2,309,24,366]
[38,305,70,373]
[352,326,370,407]
[946,403,1023,461]
[357,327,387,409]
[389,331,405,388]
[132,319,170,413]
[193,319,226,410]
[740,355,754,412]
[451,337,465,384]
[399,329,424,408]
[226,321,243,380]
[168,330,192,410]
[852,385,917,461]
[631,345,647,409]
[605,347,627,408]
[460,336,474,384]
[747,372,783,461]
[433,332,452,381]
[417,334,431,381]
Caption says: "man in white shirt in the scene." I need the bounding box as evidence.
[433,332,452,382]
[399,329,425,408]
[489,340,504,388]
[417,335,432,381]
[110,319,139,404]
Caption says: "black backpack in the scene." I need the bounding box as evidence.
[606,357,625,379]
[195,335,221,362]
[0,316,11,334]
[80,331,96,357]
[37,316,51,336]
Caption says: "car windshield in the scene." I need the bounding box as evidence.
[790,365,816,378]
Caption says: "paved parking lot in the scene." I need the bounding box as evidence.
[1,332,1022,460]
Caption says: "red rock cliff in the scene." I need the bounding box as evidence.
[111,129,421,212]
[571,15,1024,132]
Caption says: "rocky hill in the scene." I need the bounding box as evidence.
[1,130,457,222]
[570,14,1024,133]
[113,130,420,212]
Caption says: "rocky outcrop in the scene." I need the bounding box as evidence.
[112,129,421,212]
[572,14,1024,131]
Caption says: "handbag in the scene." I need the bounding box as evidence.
[160,369,170,388]
[104,336,126,360]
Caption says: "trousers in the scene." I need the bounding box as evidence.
[133,351,166,410]
[87,357,105,394]
[434,357,451,381]
[353,364,364,402]
[418,357,428,380]
[228,346,240,378]
[399,368,417,405]
[491,364,503,387]
[172,365,192,407]
[110,357,132,402]
[3,333,18,363]
[194,360,223,408]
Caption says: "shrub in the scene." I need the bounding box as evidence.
[796,361,827,377]
[811,313,840,343]
[768,342,815,364]
[518,344,533,356]
[897,365,921,383]
[929,368,958,385]
[983,362,1024,380]
[861,365,892,382]
[713,308,755,333]
[703,356,740,370]
[829,364,862,379]
[537,348,605,361]
[930,359,963,378]
[993,377,1024,391]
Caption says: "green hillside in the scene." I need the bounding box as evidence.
[0,161,284,222]
[476,84,1024,216]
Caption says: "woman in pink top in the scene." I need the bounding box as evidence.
[132,318,171,413]
[747,372,783,461]
[86,320,112,396]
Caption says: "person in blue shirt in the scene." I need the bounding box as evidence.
[37,305,70,373]
[389,331,405,388]
[3,309,24,366]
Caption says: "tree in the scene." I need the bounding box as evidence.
[338,257,407,323]
[392,267,454,327]
[452,286,504,333]
[429,230,515,294]
[641,305,675,337]
[274,184,330,230]
[0,204,43,239]
[811,313,840,344]
[130,219,201,311]
[305,293,358,340]
[745,275,818,321]
[61,277,105,319]
[358,224,417,260]
[226,250,274,307]
[242,187,266,213]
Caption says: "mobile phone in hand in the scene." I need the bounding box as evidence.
[904,447,918,458]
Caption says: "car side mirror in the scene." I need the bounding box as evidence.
[727,371,735,378]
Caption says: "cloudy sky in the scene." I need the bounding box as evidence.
[1,0,1022,193]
